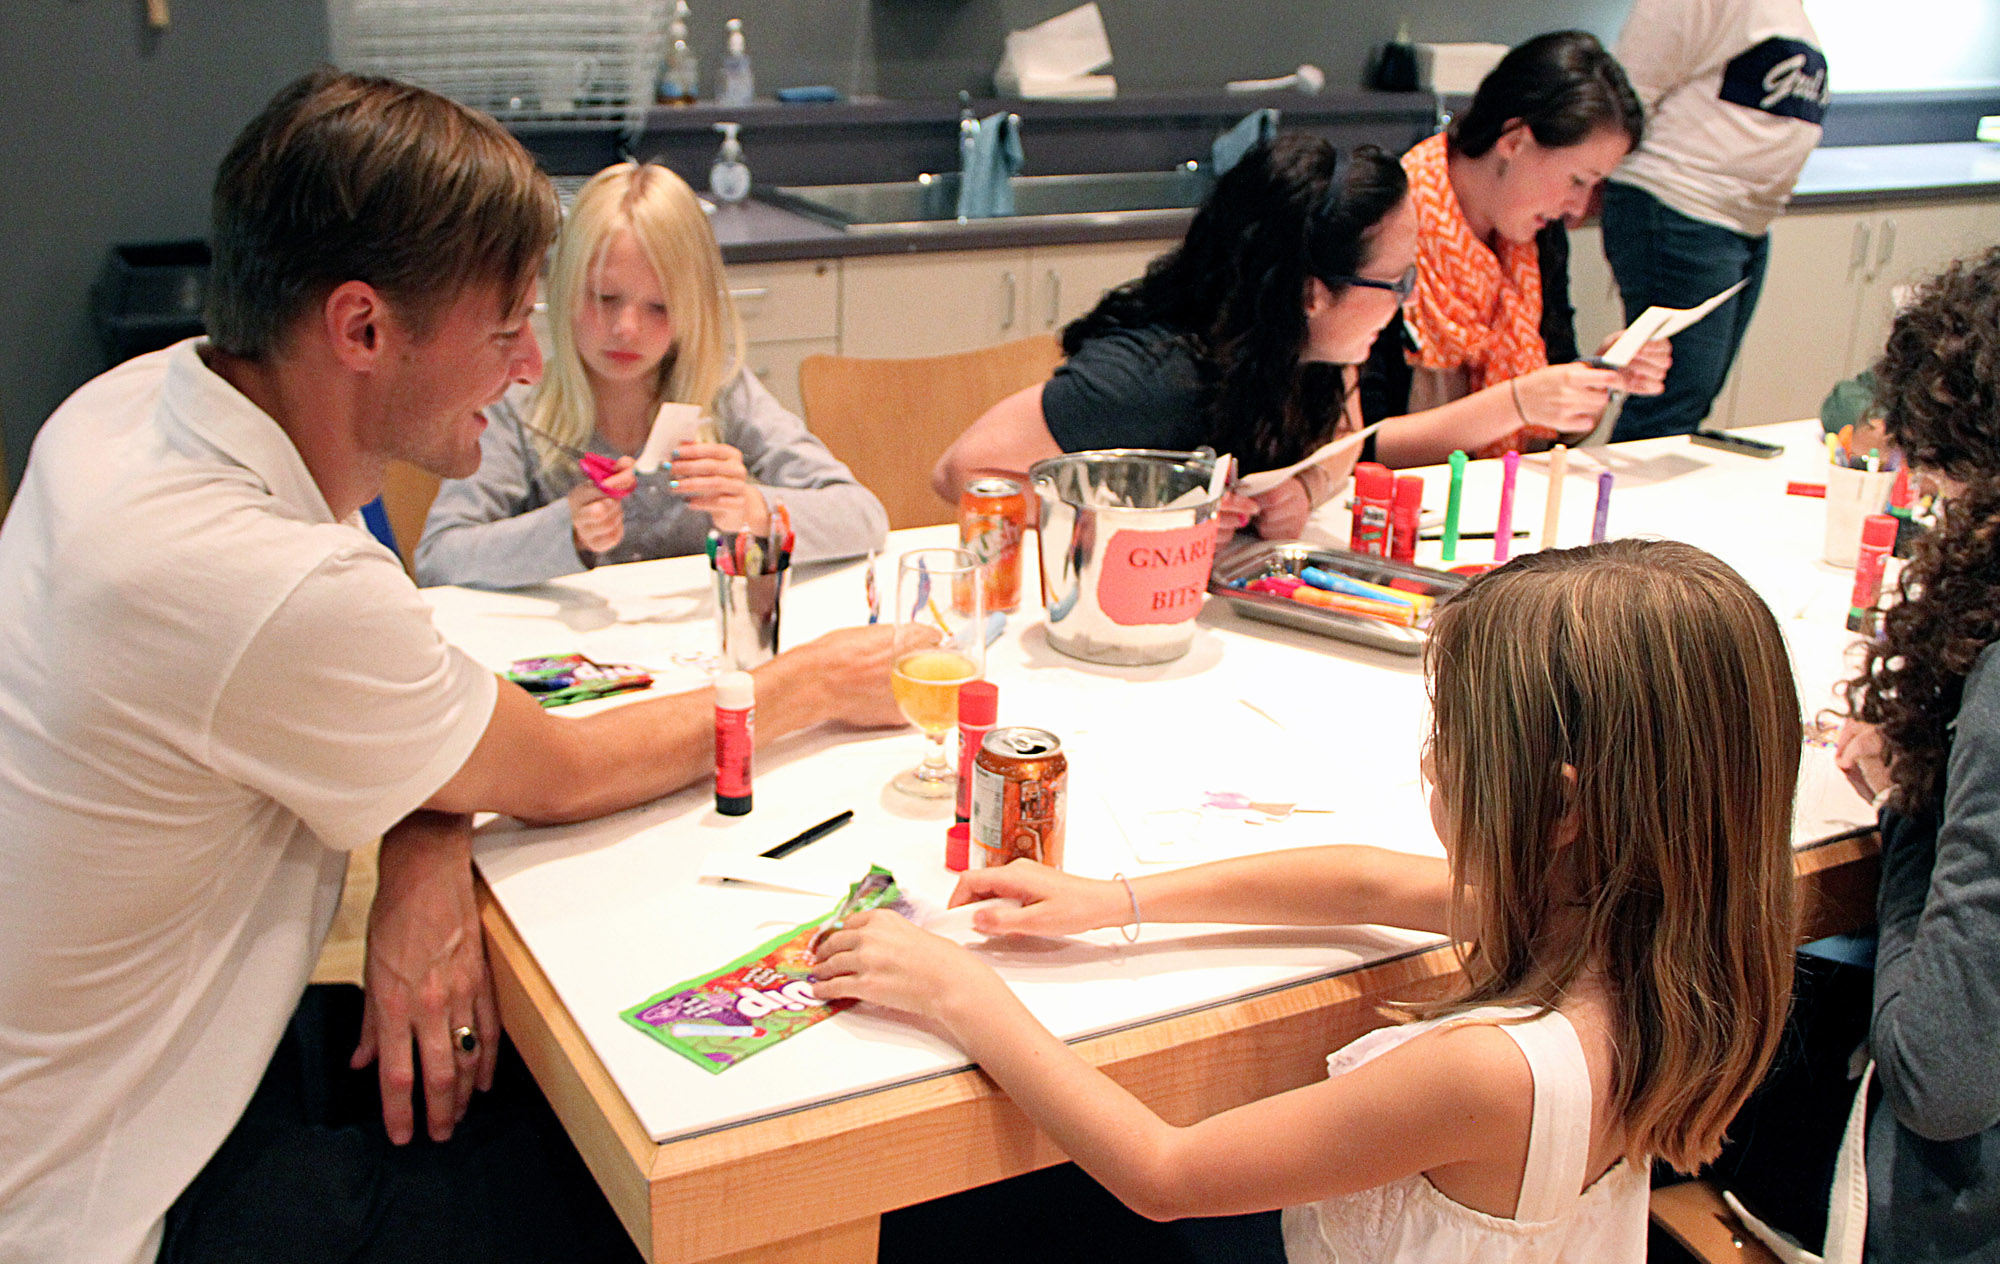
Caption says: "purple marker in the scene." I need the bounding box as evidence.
[1494,450,1521,562]
[1591,470,1614,543]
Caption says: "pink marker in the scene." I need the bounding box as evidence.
[1494,450,1521,562]
[1591,470,1614,543]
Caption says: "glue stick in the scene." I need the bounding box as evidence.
[715,671,754,816]
[1388,474,1423,564]
[955,680,998,829]
[1349,463,1394,555]
[1847,514,1899,635]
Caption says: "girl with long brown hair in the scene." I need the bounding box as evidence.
[817,538,1800,1263]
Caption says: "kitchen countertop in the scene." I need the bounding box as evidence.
[716,140,2000,267]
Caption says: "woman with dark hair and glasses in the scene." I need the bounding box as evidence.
[932,135,1416,539]
[1363,30,1674,466]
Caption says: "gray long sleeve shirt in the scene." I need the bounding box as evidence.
[1867,642,2000,1262]
[414,370,886,589]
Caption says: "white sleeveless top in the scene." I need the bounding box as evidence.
[1281,1005,1650,1264]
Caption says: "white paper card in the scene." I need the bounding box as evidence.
[1599,279,1748,368]
[1234,423,1382,497]
[635,402,708,474]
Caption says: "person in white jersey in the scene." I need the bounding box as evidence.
[1602,0,1828,439]
[0,70,907,1264]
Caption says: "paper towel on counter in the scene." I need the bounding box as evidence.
[996,3,1117,100]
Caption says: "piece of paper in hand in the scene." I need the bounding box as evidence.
[635,402,708,474]
[1598,279,1748,368]
[1234,422,1382,497]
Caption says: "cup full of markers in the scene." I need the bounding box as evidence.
[1822,427,1900,569]
[710,505,794,671]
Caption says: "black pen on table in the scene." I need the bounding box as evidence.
[760,810,855,859]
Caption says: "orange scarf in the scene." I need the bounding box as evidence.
[1399,133,1555,454]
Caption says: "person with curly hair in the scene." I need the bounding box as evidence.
[930,136,1414,540]
[1837,244,2000,1262]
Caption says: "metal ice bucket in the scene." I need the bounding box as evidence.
[1029,448,1224,665]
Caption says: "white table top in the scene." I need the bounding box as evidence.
[426,417,1873,1145]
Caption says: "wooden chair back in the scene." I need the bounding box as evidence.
[381,460,441,575]
[798,334,1063,529]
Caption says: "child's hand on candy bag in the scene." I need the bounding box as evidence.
[949,860,1132,939]
[810,908,1005,1024]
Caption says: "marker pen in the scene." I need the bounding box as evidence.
[1541,444,1567,550]
[1442,451,1467,562]
[1494,450,1520,563]
[714,671,754,816]
[1591,471,1614,544]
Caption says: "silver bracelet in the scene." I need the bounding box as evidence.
[1113,872,1142,943]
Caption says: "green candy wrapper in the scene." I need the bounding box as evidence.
[621,866,910,1074]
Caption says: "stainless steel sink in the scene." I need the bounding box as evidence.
[760,167,1213,235]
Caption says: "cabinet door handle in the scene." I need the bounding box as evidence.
[1045,270,1061,328]
[1848,222,1871,282]
[1000,271,1018,330]
[728,287,771,301]
[1872,219,1897,281]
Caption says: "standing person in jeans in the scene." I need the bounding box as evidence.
[1602,0,1829,440]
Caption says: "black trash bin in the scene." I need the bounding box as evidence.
[90,241,210,367]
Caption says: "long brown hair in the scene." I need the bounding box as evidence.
[1424,539,1799,1172]
[1844,247,2000,811]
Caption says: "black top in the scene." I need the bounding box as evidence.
[1041,322,1371,473]
[1358,222,1579,425]
[1041,323,1212,454]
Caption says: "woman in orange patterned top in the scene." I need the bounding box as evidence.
[1363,31,1673,466]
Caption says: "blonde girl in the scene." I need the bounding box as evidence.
[816,539,1800,1263]
[416,162,885,588]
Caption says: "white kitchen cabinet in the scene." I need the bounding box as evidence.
[1023,240,1169,334]
[724,258,840,414]
[839,239,1173,359]
[1724,198,1999,428]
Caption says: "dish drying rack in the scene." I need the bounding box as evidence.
[328,0,668,142]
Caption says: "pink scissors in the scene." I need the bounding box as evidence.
[521,420,634,500]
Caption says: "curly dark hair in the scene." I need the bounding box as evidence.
[1844,246,2000,810]
[1061,135,1407,473]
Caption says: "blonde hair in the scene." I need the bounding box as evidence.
[1423,539,1799,1173]
[529,162,746,464]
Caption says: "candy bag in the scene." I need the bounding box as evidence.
[621,865,911,1073]
[505,654,652,708]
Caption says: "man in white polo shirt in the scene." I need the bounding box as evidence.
[0,71,905,1264]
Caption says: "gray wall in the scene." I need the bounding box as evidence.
[0,0,327,494]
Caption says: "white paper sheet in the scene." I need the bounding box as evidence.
[634,402,709,474]
[1235,423,1383,497]
[1598,279,1749,368]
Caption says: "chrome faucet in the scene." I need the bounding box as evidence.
[958,90,979,181]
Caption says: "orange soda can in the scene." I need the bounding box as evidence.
[958,476,1026,614]
[971,727,1066,869]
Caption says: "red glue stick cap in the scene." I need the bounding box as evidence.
[957,680,998,725]
[1391,474,1423,509]
[1890,466,1912,510]
[1861,514,1899,550]
[1353,462,1393,499]
[945,823,970,872]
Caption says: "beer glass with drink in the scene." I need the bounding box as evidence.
[890,547,985,798]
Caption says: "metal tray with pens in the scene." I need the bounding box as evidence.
[1208,542,1467,655]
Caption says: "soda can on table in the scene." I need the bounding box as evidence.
[958,475,1026,614]
[971,727,1067,869]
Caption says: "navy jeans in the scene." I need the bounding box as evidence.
[1601,182,1770,441]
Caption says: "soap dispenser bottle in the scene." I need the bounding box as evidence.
[709,122,751,204]
[657,0,699,104]
[718,17,754,107]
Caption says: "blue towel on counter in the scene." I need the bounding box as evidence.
[1211,108,1279,178]
[956,111,1024,219]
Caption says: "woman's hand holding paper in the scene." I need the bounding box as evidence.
[1600,335,1672,397]
[1250,475,1314,540]
[1516,362,1624,434]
